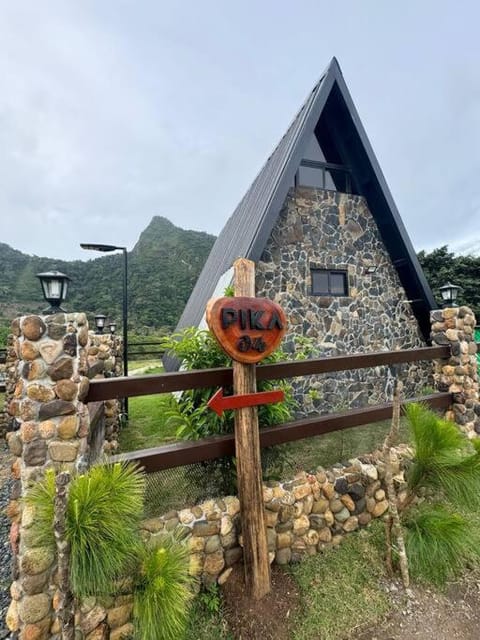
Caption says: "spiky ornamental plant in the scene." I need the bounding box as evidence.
[133,533,194,640]
[25,461,145,595]
[404,403,480,510]
[400,403,480,585]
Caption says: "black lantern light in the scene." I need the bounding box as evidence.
[108,321,117,334]
[94,314,107,334]
[439,282,462,308]
[36,271,71,313]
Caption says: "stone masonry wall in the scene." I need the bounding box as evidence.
[256,187,431,412]
[4,315,127,639]
[0,333,16,437]
[430,306,480,436]
[5,313,92,639]
[140,449,405,590]
[87,331,123,451]
[38,449,405,640]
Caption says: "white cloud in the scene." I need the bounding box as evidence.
[1,0,480,259]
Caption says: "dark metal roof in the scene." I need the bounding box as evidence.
[167,58,436,367]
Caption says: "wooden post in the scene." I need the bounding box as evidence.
[232,258,271,599]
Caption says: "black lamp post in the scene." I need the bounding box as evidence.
[108,321,117,334]
[439,282,462,308]
[36,271,71,313]
[94,314,107,334]
[80,243,129,416]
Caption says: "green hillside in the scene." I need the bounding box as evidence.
[2,228,480,348]
[0,216,215,336]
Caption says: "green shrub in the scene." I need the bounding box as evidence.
[25,462,145,595]
[160,327,299,493]
[161,327,296,440]
[404,505,480,585]
[133,533,194,640]
[399,403,480,585]
[197,583,222,614]
[405,403,480,509]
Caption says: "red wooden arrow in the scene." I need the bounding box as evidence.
[208,387,285,417]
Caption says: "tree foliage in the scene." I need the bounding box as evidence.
[417,245,480,317]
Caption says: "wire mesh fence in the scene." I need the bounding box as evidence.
[143,456,236,517]
[141,418,411,517]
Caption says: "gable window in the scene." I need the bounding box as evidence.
[311,269,348,296]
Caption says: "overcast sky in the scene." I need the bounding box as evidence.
[1,1,480,260]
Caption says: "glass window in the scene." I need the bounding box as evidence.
[311,270,329,294]
[311,269,348,296]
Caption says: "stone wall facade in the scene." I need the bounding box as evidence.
[431,306,480,436]
[256,187,431,412]
[87,331,123,451]
[5,313,93,639]
[3,315,128,639]
[0,333,17,436]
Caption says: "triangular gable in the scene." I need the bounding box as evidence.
[172,57,437,355]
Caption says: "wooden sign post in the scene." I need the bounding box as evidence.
[206,258,287,600]
[232,258,270,600]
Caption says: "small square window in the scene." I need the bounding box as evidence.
[311,269,348,296]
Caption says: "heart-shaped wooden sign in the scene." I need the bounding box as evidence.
[206,296,287,364]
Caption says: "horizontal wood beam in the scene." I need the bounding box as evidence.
[85,346,451,403]
[109,392,452,473]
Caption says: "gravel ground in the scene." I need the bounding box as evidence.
[0,441,13,640]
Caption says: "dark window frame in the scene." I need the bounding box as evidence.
[311,268,348,296]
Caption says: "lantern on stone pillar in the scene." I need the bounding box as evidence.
[439,282,462,308]
[36,271,71,313]
[94,314,107,334]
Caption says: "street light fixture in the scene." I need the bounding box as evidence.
[108,321,117,334]
[439,282,462,308]
[94,314,107,334]
[36,271,71,313]
[80,243,129,416]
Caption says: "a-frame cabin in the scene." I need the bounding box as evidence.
[168,58,437,411]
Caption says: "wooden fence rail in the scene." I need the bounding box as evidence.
[85,345,451,403]
[110,392,451,473]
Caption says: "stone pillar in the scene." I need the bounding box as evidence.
[0,333,17,436]
[87,331,123,452]
[431,306,480,436]
[5,313,91,640]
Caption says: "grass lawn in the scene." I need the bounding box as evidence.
[184,521,391,640]
[287,524,389,640]
[129,360,164,375]
[119,394,177,451]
